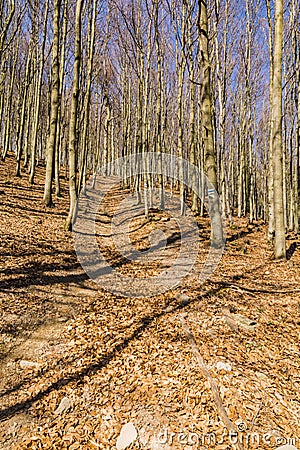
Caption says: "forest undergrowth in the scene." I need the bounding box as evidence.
[0,155,299,449]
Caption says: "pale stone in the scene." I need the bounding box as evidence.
[216,361,232,372]
[116,423,138,450]
[54,397,72,414]
[19,360,41,370]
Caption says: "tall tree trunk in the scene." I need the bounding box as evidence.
[272,0,286,259]
[78,0,97,194]
[266,0,275,240]
[65,0,84,231]
[0,0,15,64]
[43,0,61,205]
[177,1,187,216]
[198,0,224,248]
[55,0,69,197]
[16,49,32,177]
[2,39,18,160]
[154,0,164,210]
[295,12,300,233]
[29,0,49,184]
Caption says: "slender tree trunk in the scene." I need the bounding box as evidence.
[266,0,275,240]
[198,0,224,248]
[154,0,164,209]
[55,0,68,197]
[0,0,15,64]
[295,24,300,233]
[78,0,97,194]
[65,0,84,231]
[2,40,18,160]
[43,0,61,205]
[272,0,286,259]
[177,1,187,216]
[16,50,32,177]
[23,83,34,169]
[29,0,49,184]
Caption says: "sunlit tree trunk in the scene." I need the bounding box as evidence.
[2,39,18,160]
[65,0,84,230]
[176,1,187,216]
[272,0,286,259]
[266,0,275,240]
[43,0,61,205]
[55,0,68,197]
[154,0,164,210]
[16,47,32,177]
[294,0,300,233]
[198,0,224,248]
[213,0,230,220]
[296,52,300,234]
[0,0,15,63]
[29,0,49,184]
[78,0,97,194]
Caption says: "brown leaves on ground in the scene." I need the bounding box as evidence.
[0,155,299,449]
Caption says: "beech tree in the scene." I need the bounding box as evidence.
[272,0,286,259]
[29,0,49,184]
[198,0,224,248]
[43,0,61,205]
[65,0,84,231]
[0,0,298,248]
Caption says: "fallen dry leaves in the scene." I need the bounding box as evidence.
[0,154,299,449]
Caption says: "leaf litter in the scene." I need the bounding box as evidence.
[0,155,299,449]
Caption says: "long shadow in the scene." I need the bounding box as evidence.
[0,250,75,259]
[4,193,45,202]
[0,200,67,217]
[0,263,89,291]
[0,182,44,193]
[0,284,222,422]
[1,240,73,260]
[286,241,298,260]
[1,240,179,291]
[0,244,76,261]
[139,229,200,254]
[227,228,254,242]
[1,251,297,421]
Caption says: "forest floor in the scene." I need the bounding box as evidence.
[0,154,299,450]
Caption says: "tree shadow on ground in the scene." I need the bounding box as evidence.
[286,241,298,260]
[227,228,254,242]
[0,284,222,422]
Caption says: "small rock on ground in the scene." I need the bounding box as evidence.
[116,422,138,450]
[54,397,72,415]
[19,360,41,370]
